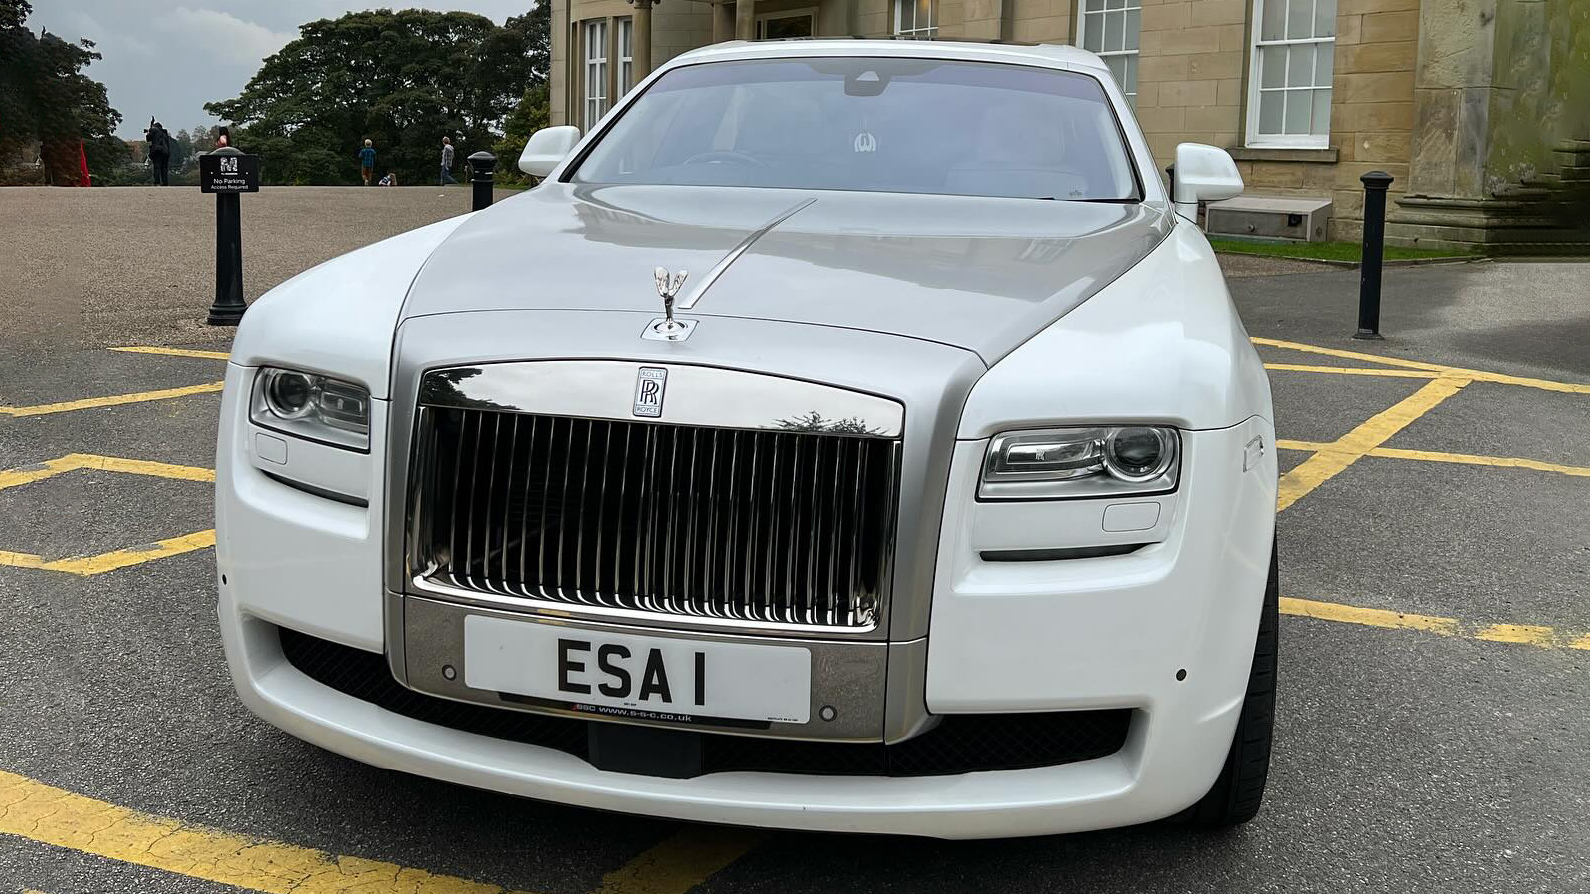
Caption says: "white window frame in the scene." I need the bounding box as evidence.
[755,7,818,39]
[893,0,938,39]
[1245,0,1336,148]
[1074,0,1140,103]
[583,19,609,130]
[617,17,634,98]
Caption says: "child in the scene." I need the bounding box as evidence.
[378,171,397,187]
[358,139,376,186]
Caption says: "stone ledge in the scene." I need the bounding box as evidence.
[1227,147,1340,163]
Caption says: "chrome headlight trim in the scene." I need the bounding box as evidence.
[979,425,1180,501]
[249,367,371,452]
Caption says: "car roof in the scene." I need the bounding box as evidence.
[667,39,1110,74]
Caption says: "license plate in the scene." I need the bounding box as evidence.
[463,616,813,724]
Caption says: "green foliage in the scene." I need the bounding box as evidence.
[0,0,124,186]
[493,84,551,187]
[1208,239,1479,262]
[207,5,550,187]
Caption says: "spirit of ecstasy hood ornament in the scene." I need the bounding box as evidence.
[647,267,692,341]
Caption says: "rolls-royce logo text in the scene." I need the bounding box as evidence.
[633,367,668,417]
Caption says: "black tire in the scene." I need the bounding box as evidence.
[1179,541,1278,828]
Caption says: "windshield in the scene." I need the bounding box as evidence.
[570,57,1140,201]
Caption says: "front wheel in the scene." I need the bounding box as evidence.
[1179,541,1279,828]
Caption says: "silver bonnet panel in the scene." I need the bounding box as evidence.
[399,184,1170,365]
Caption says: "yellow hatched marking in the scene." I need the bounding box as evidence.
[41,530,218,576]
[1276,377,1469,511]
[593,827,768,894]
[0,381,224,417]
[0,454,217,576]
[1253,336,1590,394]
[111,345,231,360]
[1264,363,1444,380]
[0,769,533,894]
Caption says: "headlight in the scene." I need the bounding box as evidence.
[980,425,1179,500]
[250,367,370,451]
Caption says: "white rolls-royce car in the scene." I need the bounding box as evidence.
[216,39,1277,839]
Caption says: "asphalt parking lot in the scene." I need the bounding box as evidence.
[2,188,1588,893]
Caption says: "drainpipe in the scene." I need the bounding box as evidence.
[632,0,652,80]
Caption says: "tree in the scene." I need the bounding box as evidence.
[0,0,124,184]
[207,7,549,186]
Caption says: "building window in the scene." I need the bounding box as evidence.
[618,18,634,98]
[1077,0,1139,103]
[1246,0,1336,147]
[757,8,817,39]
[894,0,937,39]
[583,19,608,129]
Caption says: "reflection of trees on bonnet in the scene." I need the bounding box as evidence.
[775,411,885,436]
[419,368,512,411]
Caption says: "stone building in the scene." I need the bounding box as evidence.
[550,0,1590,251]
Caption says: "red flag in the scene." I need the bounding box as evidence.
[78,140,91,186]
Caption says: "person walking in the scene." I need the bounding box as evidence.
[145,119,171,186]
[440,136,456,185]
[358,139,376,186]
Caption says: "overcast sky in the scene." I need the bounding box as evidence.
[28,1,537,140]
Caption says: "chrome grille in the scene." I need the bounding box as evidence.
[411,408,900,630]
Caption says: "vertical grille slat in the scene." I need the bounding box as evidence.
[418,409,899,631]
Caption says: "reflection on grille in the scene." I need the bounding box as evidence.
[413,408,900,629]
[281,626,1133,777]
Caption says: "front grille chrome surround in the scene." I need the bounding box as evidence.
[407,400,902,635]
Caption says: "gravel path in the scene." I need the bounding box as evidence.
[0,185,509,351]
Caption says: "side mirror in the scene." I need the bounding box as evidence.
[519,125,582,178]
[1171,143,1243,221]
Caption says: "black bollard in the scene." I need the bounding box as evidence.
[1354,170,1394,340]
[469,151,496,212]
[203,146,255,326]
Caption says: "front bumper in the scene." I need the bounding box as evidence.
[216,354,1276,838]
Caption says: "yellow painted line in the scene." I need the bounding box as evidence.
[1474,624,1559,647]
[0,550,46,570]
[1264,363,1444,380]
[1277,440,1590,479]
[0,454,215,491]
[68,454,217,483]
[1368,446,1590,478]
[1279,597,1461,636]
[1275,376,1469,511]
[0,456,81,490]
[1253,336,1590,395]
[1282,597,1590,652]
[41,530,217,576]
[0,381,224,417]
[0,769,533,894]
[111,345,231,360]
[594,826,767,894]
